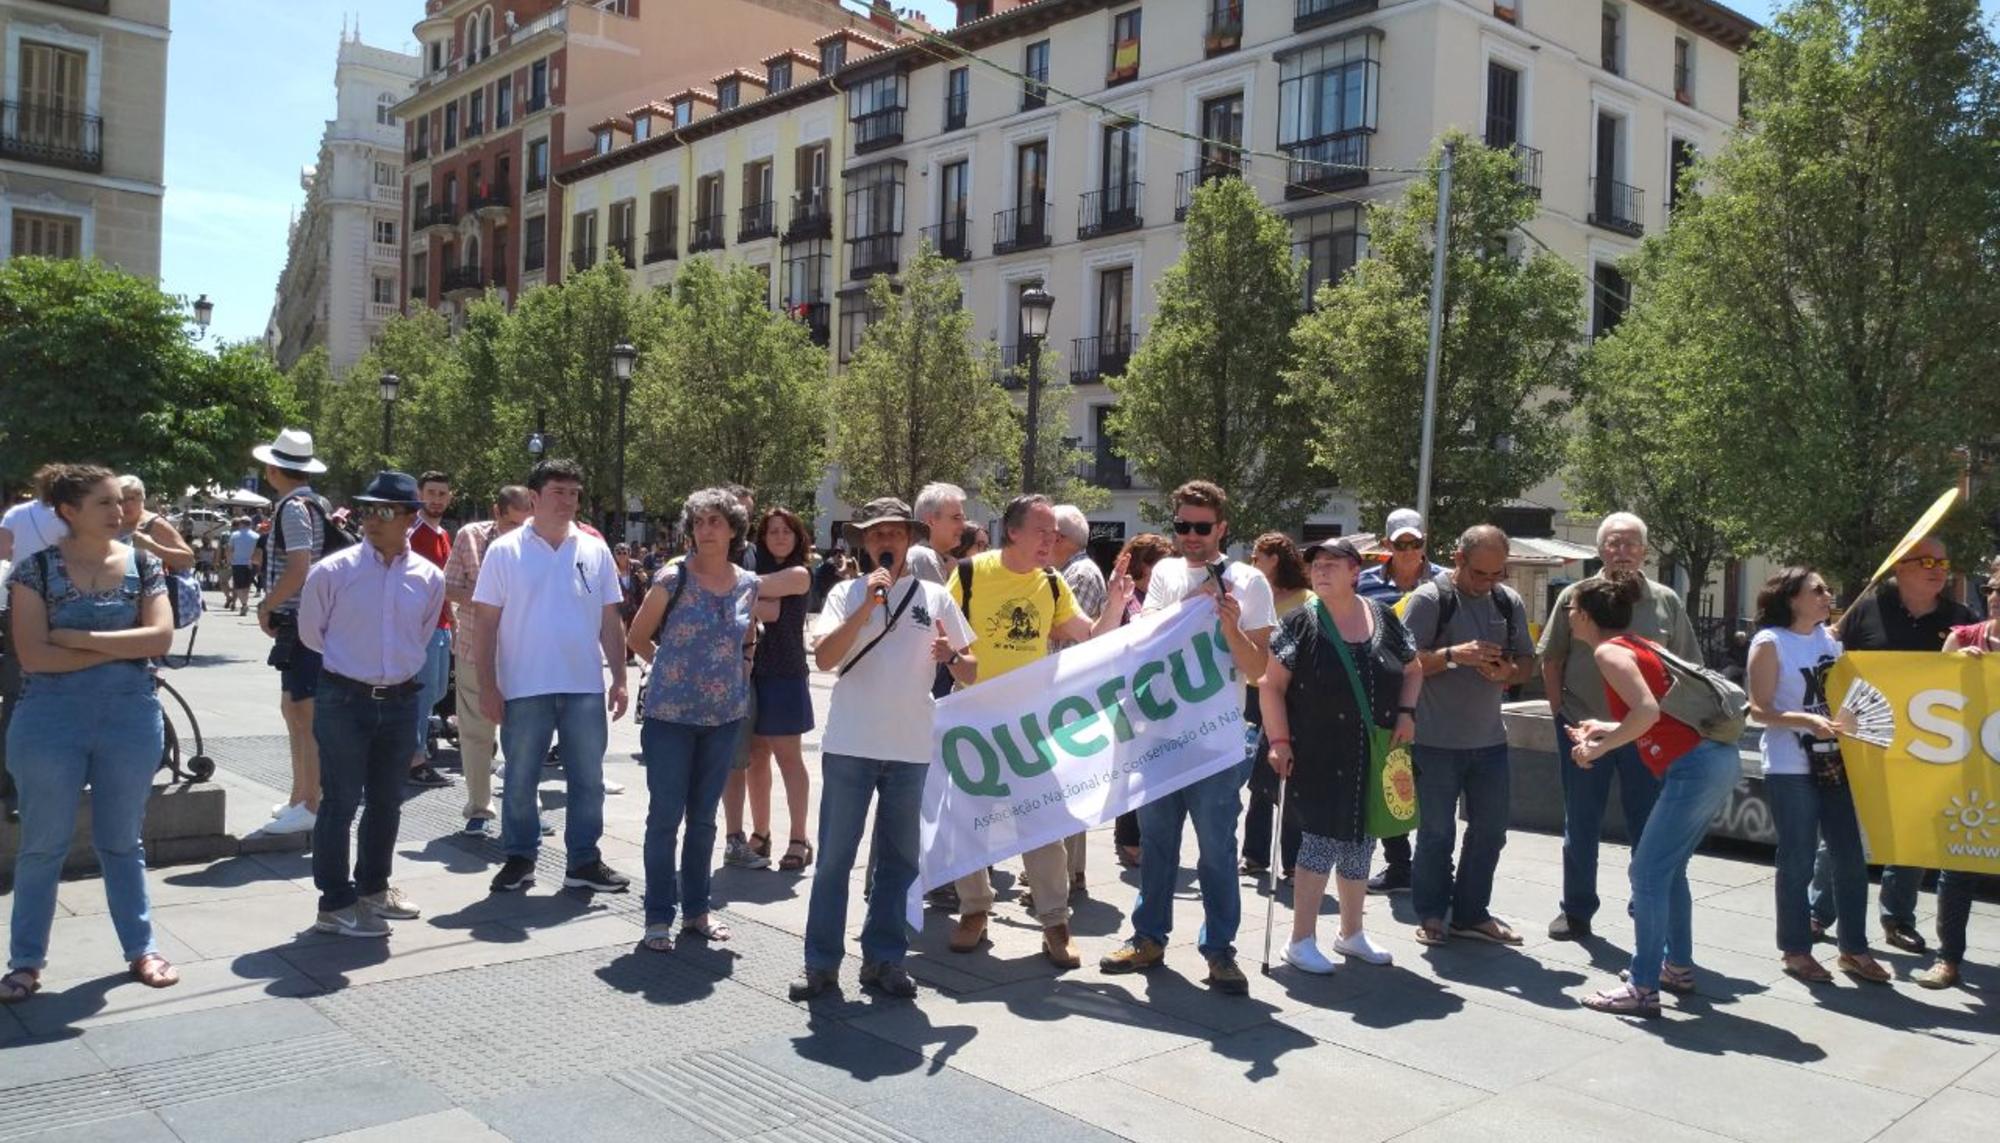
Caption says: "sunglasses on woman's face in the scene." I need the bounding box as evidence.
[1391,539,1424,551]
[1172,520,1215,536]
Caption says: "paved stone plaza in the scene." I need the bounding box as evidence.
[1,603,1995,1143]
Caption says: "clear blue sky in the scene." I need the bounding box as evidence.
[160,0,1993,348]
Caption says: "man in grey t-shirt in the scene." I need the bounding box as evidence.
[904,481,967,587]
[1402,524,1535,946]
[1538,512,1700,941]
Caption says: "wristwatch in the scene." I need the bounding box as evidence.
[1396,705,1417,717]
[1443,647,1459,669]
[947,650,962,666]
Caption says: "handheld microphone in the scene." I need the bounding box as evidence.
[872,547,892,604]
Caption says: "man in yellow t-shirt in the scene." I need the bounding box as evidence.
[947,494,1129,968]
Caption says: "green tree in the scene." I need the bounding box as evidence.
[283,345,334,440]
[1108,176,1321,540]
[319,308,463,498]
[828,245,1019,507]
[1289,133,1586,542]
[1578,0,2000,594]
[1570,246,1750,603]
[0,257,295,497]
[630,259,830,519]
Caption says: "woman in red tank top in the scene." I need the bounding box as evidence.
[1564,570,1745,1018]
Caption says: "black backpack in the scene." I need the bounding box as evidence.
[290,492,359,556]
[1422,572,1521,655]
[954,557,1061,615]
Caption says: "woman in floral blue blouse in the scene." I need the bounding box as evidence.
[626,487,760,953]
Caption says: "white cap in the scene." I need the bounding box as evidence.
[1385,508,1424,541]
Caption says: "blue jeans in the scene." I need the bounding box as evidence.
[411,628,452,756]
[1556,715,1661,922]
[1411,743,1512,927]
[1810,851,1920,930]
[7,685,163,970]
[1131,757,1249,958]
[639,718,741,928]
[312,680,418,912]
[1625,740,1741,989]
[499,692,606,866]
[805,752,926,970]
[1935,870,1982,965]
[1767,774,1871,955]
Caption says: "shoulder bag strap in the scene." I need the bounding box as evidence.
[839,580,922,677]
[1312,597,1377,723]
[955,558,974,613]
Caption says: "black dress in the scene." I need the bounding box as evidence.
[1269,599,1416,843]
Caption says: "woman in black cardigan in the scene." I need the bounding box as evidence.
[1259,538,1422,974]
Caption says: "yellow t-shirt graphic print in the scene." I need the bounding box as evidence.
[955,550,1080,681]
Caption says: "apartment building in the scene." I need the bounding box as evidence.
[394,0,895,319]
[559,0,1753,543]
[268,31,421,375]
[0,0,169,277]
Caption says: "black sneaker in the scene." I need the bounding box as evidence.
[564,860,630,893]
[407,763,452,788]
[490,856,536,893]
[1366,865,1411,895]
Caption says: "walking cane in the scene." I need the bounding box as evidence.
[1259,775,1288,976]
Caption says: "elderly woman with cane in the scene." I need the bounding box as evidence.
[1258,538,1420,973]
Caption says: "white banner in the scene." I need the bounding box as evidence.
[908,597,1252,928]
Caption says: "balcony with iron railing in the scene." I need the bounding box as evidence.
[42,1,111,13]
[409,139,429,163]
[441,264,485,297]
[468,184,509,217]
[525,90,549,115]
[0,101,104,173]
[852,106,906,154]
[995,343,1027,389]
[412,202,459,232]
[1071,328,1133,384]
[1283,130,1372,198]
[1499,142,1542,198]
[1079,183,1143,239]
[524,243,546,273]
[739,199,777,242]
[786,191,833,242]
[607,235,634,268]
[1296,0,1379,33]
[921,216,971,261]
[1588,176,1645,237]
[993,202,1051,254]
[1086,454,1133,490]
[944,88,968,132]
[571,244,597,272]
[847,232,900,279]
[644,228,677,264]
[1175,158,1248,221]
[410,280,428,303]
[788,300,831,347]
[1206,0,1244,55]
[689,213,726,254]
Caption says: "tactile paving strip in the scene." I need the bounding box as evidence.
[0,1030,383,1141]
[615,1051,922,1143]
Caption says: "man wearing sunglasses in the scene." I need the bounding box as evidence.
[1537,512,1701,941]
[1100,480,1274,995]
[1818,535,1975,953]
[1357,507,1448,894]
[296,472,446,938]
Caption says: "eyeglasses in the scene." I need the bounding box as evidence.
[1172,520,1215,536]
[1390,539,1425,551]
[1898,555,1951,572]
[352,505,404,521]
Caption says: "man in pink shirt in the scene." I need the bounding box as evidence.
[298,472,446,939]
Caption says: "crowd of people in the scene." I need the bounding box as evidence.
[0,430,1991,1015]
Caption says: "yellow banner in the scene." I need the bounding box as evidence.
[1827,652,2000,875]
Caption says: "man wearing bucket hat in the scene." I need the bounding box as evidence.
[296,472,446,937]
[790,497,977,1000]
[253,429,335,837]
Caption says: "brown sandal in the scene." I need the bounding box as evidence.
[1414,920,1449,947]
[0,968,40,1003]
[779,839,813,872]
[129,953,180,990]
[749,832,772,860]
[1782,954,1834,984]
[1837,953,1893,984]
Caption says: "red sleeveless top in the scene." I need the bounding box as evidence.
[1605,637,1704,777]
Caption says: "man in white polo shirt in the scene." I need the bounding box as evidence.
[473,458,630,896]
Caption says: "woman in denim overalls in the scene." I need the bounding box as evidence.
[1,465,176,1003]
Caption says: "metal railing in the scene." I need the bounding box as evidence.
[1088,455,1133,489]
[995,343,1027,388]
[1175,159,1248,221]
[922,216,971,261]
[1588,176,1645,237]
[1207,0,1244,50]
[412,202,459,231]
[738,199,777,242]
[852,107,905,153]
[0,101,103,172]
[847,233,900,279]
[944,88,968,131]
[789,300,830,347]
[1070,328,1133,384]
[1295,0,1378,33]
[468,185,509,214]
[1078,183,1143,239]
[526,90,549,114]
[440,264,485,294]
[689,213,726,253]
[1284,130,1372,196]
[993,202,1051,254]
[786,190,832,241]
[644,228,676,264]
[607,236,633,267]
[1503,142,1542,198]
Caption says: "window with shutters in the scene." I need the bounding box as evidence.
[8,42,99,172]
[12,210,81,259]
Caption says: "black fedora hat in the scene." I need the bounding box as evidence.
[352,471,422,508]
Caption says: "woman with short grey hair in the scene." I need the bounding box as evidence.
[626,487,760,952]
[115,476,195,574]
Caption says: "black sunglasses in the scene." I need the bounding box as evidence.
[1390,538,1425,551]
[1172,520,1215,536]
[351,504,405,521]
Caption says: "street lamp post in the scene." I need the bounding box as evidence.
[378,372,401,461]
[192,294,214,339]
[610,341,638,542]
[526,407,551,460]
[1017,286,1054,494]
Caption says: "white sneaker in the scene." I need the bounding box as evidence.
[263,803,317,835]
[270,803,286,819]
[604,778,626,795]
[1283,938,1338,975]
[361,887,421,920]
[1333,931,1395,965]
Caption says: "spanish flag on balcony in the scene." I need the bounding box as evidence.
[1111,38,1140,77]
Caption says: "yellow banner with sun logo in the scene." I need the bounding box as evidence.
[1826,652,2000,875]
